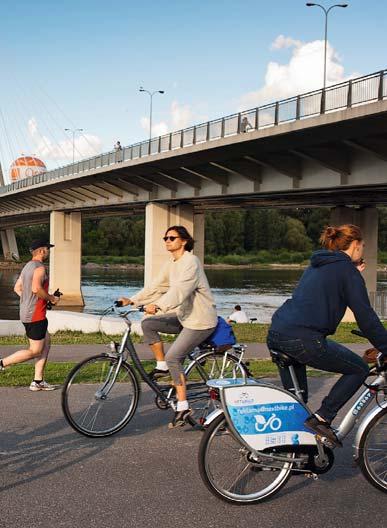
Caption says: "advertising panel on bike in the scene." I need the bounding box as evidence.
[223,384,316,450]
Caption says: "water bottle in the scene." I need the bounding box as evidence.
[47,288,62,310]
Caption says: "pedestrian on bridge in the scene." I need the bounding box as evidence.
[240,116,252,133]
[114,140,123,162]
[0,239,60,391]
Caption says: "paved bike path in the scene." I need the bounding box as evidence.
[0,377,385,528]
[0,342,370,362]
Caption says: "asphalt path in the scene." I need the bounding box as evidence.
[0,377,386,528]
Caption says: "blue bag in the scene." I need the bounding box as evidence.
[206,316,237,348]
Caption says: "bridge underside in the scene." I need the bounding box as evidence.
[0,101,387,229]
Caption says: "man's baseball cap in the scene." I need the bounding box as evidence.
[30,239,55,251]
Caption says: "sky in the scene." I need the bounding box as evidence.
[0,0,385,179]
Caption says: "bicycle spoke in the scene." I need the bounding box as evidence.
[226,462,252,494]
[360,408,387,491]
[62,356,139,437]
[184,351,249,427]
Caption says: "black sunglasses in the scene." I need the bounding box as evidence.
[163,236,180,242]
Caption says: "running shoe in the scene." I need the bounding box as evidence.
[149,368,170,380]
[29,380,57,392]
[168,409,192,429]
[304,415,342,448]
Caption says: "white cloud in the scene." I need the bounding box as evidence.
[28,117,103,162]
[171,101,193,129]
[140,116,168,138]
[271,35,302,50]
[140,100,195,137]
[239,36,358,111]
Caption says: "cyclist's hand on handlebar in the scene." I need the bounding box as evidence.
[144,304,159,315]
[116,297,133,307]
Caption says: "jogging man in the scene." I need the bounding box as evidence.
[0,239,60,391]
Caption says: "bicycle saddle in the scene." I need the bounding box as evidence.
[269,349,300,368]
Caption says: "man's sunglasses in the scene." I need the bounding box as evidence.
[163,236,180,242]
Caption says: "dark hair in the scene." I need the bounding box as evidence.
[234,305,241,311]
[320,224,362,251]
[165,225,194,252]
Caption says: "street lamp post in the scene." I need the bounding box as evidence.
[64,128,83,164]
[306,3,348,89]
[139,87,165,148]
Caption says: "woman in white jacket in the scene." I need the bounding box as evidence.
[119,225,217,428]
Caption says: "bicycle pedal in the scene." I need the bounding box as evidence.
[305,473,319,481]
[155,379,172,386]
[316,435,335,449]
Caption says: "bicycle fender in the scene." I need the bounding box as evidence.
[203,408,224,428]
[353,401,387,461]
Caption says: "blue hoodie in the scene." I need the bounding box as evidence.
[270,250,387,356]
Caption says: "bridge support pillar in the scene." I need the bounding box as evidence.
[1,229,19,261]
[193,212,205,265]
[49,211,84,306]
[330,206,378,321]
[144,203,204,285]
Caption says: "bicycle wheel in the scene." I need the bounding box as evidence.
[184,350,249,428]
[198,414,294,504]
[62,354,140,437]
[358,407,387,493]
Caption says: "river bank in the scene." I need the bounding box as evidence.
[0,261,308,271]
[3,260,387,272]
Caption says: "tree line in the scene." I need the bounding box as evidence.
[14,207,387,258]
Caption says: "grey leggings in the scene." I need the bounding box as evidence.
[141,314,216,384]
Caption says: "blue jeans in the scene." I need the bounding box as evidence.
[267,330,369,422]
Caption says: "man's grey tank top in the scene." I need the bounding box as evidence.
[19,261,48,323]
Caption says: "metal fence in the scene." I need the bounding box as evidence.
[370,291,387,320]
[1,69,386,196]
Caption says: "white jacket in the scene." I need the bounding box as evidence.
[131,251,217,330]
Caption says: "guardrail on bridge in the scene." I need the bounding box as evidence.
[1,68,386,196]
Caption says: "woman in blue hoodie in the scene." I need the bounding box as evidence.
[267,224,387,446]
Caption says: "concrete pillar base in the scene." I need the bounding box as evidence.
[50,211,84,306]
[144,203,205,285]
[1,229,19,261]
[193,212,205,265]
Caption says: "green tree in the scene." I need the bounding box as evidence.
[379,207,387,251]
[15,224,49,255]
[284,218,313,251]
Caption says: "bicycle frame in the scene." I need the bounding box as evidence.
[123,325,175,405]
[107,309,247,411]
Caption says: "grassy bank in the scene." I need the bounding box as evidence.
[232,321,387,344]
[82,255,144,265]
[7,252,387,270]
[80,251,387,267]
[0,360,329,387]
[0,322,382,347]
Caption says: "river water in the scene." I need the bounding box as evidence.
[1,267,387,323]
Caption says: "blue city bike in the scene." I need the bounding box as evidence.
[198,331,387,504]
[61,304,249,437]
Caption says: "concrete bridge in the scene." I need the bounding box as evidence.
[1,69,386,305]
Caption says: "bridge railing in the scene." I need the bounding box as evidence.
[370,291,387,320]
[1,68,386,195]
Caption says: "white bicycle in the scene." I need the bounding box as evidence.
[198,332,387,504]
